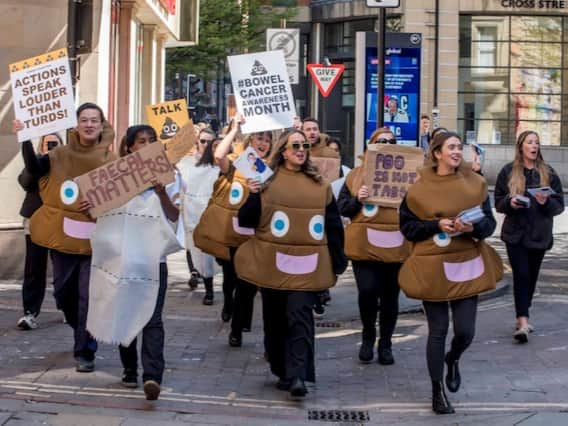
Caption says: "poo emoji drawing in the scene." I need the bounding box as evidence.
[160,116,179,140]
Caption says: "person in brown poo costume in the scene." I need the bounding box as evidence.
[399,131,503,415]
[193,114,272,347]
[18,103,116,373]
[337,128,411,365]
[234,129,347,399]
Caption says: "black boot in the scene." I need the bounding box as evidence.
[202,277,214,306]
[445,352,461,393]
[358,329,376,363]
[289,377,307,399]
[377,339,394,365]
[432,380,455,414]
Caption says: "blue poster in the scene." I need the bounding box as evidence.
[365,37,422,147]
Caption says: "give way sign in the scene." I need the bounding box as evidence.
[307,64,345,98]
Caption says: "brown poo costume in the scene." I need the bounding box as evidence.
[193,154,253,261]
[234,168,336,291]
[30,123,116,255]
[344,167,410,263]
[399,164,503,301]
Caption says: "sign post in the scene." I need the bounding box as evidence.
[306,64,345,97]
[266,28,300,85]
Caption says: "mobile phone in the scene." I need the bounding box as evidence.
[513,195,530,208]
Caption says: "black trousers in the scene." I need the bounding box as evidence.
[261,288,316,382]
[51,250,97,361]
[422,296,477,382]
[22,235,49,316]
[506,244,546,318]
[352,260,401,346]
[220,248,256,333]
[186,250,197,273]
[119,263,168,384]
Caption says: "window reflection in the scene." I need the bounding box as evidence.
[511,42,562,67]
[511,16,562,42]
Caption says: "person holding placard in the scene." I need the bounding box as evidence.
[337,128,410,366]
[178,129,221,304]
[17,103,116,373]
[399,132,502,414]
[86,124,181,401]
[16,132,62,330]
[494,131,564,344]
[234,129,347,399]
[194,114,272,347]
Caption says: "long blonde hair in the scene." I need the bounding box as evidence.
[268,130,322,183]
[508,131,550,196]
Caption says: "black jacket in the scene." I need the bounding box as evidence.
[239,192,348,275]
[336,182,362,219]
[494,162,564,250]
[18,166,43,218]
[399,196,496,242]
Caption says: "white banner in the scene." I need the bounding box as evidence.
[266,29,300,85]
[228,50,296,133]
[10,48,77,142]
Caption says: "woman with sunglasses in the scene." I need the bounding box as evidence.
[178,129,220,304]
[337,127,410,365]
[234,129,347,399]
[194,116,272,347]
[494,131,564,343]
[399,131,502,414]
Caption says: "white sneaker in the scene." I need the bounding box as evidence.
[17,313,38,330]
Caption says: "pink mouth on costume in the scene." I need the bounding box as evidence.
[276,252,318,275]
[63,217,96,239]
[367,229,404,248]
[443,255,484,282]
[232,217,254,236]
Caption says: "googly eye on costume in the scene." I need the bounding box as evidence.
[309,215,325,241]
[229,182,244,205]
[362,204,379,217]
[270,211,290,238]
[60,180,79,205]
[171,124,178,133]
[433,232,451,248]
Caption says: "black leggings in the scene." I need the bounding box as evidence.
[506,244,546,318]
[422,296,477,382]
[352,260,401,346]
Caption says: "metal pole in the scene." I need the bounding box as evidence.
[433,0,439,109]
[377,8,386,128]
[68,0,78,95]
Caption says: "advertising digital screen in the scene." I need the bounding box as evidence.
[365,37,421,146]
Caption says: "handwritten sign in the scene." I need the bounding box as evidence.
[75,142,175,218]
[164,121,196,164]
[228,50,296,133]
[363,144,423,207]
[311,156,340,184]
[146,99,190,143]
[10,48,76,142]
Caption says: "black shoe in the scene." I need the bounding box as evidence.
[378,343,394,365]
[289,377,307,399]
[221,302,233,322]
[432,380,455,414]
[203,291,214,306]
[445,353,461,393]
[242,327,251,332]
[143,380,161,401]
[321,290,331,306]
[121,369,138,388]
[188,272,199,290]
[358,339,374,363]
[75,357,95,373]
[228,331,242,347]
[313,303,325,319]
[275,378,291,391]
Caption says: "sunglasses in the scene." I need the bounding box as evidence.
[376,138,397,144]
[287,142,311,151]
[199,139,212,144]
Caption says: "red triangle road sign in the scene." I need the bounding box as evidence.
[307,64,345,97]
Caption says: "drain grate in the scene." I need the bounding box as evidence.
[315,321,342,328]
[308,410,370,422]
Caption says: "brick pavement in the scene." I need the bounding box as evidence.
[0,236,567,425]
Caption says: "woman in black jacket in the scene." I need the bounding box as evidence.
[494,130,564,343]
[16,131,62,330]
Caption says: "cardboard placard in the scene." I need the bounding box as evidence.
[311,156,341,184]
[363,144,424,207]
[228,50,296,133]
[75,142,175,218]
[164,121,196,164]
[146,99,190,143]
[10,48,77,142]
